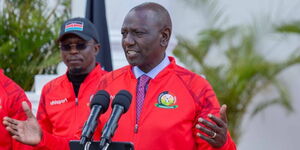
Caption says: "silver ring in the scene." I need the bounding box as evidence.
[211,132,217,139]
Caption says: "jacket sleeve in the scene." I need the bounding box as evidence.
[4,77,34,150]
[11,95,34,150]
[34,87,71,150]
[34,130,71,150]
[36,87,53,135]
[191,78,236,150]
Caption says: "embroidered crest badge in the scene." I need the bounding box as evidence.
[155,91,178,109]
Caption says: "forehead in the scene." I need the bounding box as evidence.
[122,9,161,30]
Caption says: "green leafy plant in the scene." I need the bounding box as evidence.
[174,0,300,142]
[0,0,70,90]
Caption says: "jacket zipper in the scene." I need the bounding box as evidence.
[134,80,150,133]
[134,123,139,133]
[75,97,78,105]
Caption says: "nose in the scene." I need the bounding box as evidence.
[69,44,79,54]
[123,33,135,48]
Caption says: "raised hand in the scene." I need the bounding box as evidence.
[3,101,42,145]
[196,104,228,148]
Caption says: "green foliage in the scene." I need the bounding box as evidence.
[175,0,300,143]
[276,21,300,34]
[0,0,71,90]
[174,25,299,143]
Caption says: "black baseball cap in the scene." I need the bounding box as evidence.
[58,17,100,43]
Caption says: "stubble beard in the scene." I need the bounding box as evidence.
[68,67,83,75]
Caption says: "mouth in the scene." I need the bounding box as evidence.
[68,59,82,64]
[126,50,139,58]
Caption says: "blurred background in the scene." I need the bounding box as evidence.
[1,0,300,149]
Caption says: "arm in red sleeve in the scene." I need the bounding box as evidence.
[1,73,34,150]
[11,92,34,150]
[191,78,236,150]
[34,88,71,150]
[36,91,52,133]
[34,130,71,150]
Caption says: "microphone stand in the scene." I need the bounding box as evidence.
[84,141,91,150]
[99,138,110,150]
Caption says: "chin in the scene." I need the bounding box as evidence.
[69,67,83,74]
[128,62,139,67]
[127,59,140,66]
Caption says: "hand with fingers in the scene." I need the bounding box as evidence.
[3,101,42,146]
[196,104,228,148]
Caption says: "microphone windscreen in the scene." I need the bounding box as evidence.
[112,90,132,113]
[90,90,110,113]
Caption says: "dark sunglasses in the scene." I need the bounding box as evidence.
[59,42,94,51]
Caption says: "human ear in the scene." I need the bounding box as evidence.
[94,43,100,55]
[160,26,171,47]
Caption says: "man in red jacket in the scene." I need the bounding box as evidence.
[3,17,107,150]
[97,2,236,150]
[0,70,32,150]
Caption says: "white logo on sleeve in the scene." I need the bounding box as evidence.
[50,98,68,105]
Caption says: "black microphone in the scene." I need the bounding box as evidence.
[80,90,110,145]
[99,90,132,148]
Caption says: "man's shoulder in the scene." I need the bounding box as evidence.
[166,57,205,81]
[0,72,24,93]
[102,66,131,80]
[93,64,108,76]
[0,71,11,85]
[170,64,211,89]
[98,66,131,88]
[0,71,29,109]
[0,71,7,85]
[174,64,205,79]
[42,74,68,90]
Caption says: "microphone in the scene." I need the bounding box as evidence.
[99,90,132,149]
[80,90,110,145]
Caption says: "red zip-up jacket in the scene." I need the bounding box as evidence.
[97,57,236,150]
[35,64,106,150]
[0,70,33,150]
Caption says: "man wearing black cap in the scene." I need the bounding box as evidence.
[3,17,107,150]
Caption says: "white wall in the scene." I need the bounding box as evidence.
[0,0,3,11]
